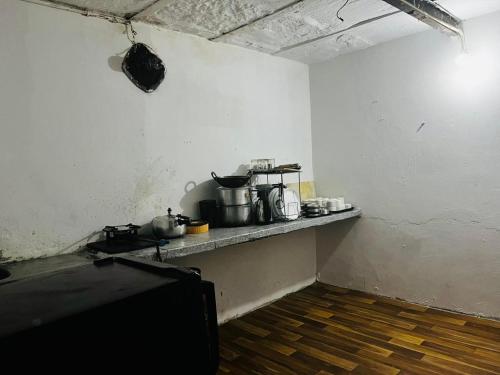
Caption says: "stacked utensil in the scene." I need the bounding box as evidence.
[302,197,353,218]
[216,186,253,227]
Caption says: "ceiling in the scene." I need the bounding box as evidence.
[25,0,500,64]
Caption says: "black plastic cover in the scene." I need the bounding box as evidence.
[0,256,218,374]
[0,256,195,338]
[122,43,166,93]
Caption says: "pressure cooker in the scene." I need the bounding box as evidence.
[152,208,191,239]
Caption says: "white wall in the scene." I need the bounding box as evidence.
[311,11,500,318]
[0,0,315,321]
[171,229,316,323]
[0,0,313,261]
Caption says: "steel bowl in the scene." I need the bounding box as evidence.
[219,204,252,227]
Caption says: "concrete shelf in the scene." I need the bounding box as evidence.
[92,208,362,261]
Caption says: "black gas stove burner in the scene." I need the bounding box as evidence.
[103,223,141,241]
[87,224,168,260]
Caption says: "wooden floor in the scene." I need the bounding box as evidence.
[218,283,500,375]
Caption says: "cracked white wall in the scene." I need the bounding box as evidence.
[0,0,313,262]
[311,11,500,318]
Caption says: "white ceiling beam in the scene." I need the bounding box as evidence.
[209,0,304,41]
[274,10,400,55]
[217,0,403,55]
[131,0,305,40]
[130,0,171,20]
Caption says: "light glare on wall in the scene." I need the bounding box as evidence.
[450,50,494,92]
[454,52,470,67]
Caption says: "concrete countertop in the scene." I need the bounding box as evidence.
[89,208,362,261]
[0,208,361,282]
[0,253,93,286]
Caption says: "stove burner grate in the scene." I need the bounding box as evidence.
[87,223,168,261]
[103,223,141,241]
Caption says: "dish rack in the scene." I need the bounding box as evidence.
[250,167,302,221]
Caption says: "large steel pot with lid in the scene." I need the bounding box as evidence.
[217,186,251,206]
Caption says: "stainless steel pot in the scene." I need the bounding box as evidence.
[152,208,191,239]
[217,187,251,206]
[219,204,252,227]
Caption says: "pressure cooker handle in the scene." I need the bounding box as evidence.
[177,215,191,225]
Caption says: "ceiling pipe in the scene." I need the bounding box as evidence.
[381,0,464,40]
[274,10,401,55]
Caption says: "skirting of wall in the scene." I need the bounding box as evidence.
[318,278,500,322]
[218,275,317,324]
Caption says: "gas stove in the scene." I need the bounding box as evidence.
[87,224,167,255]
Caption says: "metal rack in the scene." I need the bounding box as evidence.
[250,168,302,220]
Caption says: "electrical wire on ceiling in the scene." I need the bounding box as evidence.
[125,21,137,44]
[336,0,350,22]
[20,0,126,25]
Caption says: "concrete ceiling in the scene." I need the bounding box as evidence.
[25,0,500,64]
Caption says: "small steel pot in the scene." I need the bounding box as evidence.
[219,204,252,227]
[217,187,251,206]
